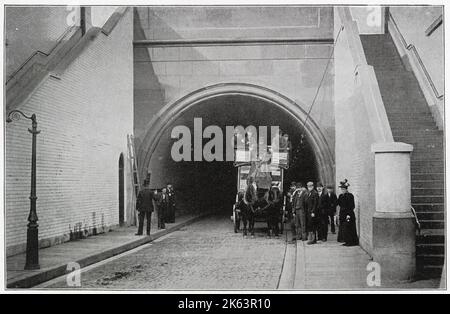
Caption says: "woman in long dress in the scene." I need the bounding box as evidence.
[337,179,359,246]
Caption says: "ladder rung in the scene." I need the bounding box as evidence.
[127,134,140,197]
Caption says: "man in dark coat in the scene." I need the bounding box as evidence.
[305,181,319,245]
[253,189,270,236]
[285,182,296,220]
[244,177,257,236]
[166,183,176,223]
[326,185,338,234]
[267,186,282,237]
[285,182,296,241]
[337,179,358,246]
[317,182,330,241]
[292,182,308,241]
[136,177,158,236]
[156,187,168,229]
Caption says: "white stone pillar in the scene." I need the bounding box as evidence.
[371,142,416,282]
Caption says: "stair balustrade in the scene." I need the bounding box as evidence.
[387,11,444,130]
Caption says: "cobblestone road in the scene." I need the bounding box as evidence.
[47,215,287,290]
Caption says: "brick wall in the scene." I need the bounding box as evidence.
[5,9,134,256]
[334,9,379,254]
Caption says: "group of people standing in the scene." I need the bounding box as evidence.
[286,179,358,246]
[135,176,176,236]
[234,176,359,246]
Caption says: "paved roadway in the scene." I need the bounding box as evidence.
[45,215,288,290]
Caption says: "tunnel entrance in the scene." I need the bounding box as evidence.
[145,91,326,216]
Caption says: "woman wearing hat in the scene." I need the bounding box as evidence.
[337,179,359,246]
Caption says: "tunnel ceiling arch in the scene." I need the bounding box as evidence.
[138,83,335,185]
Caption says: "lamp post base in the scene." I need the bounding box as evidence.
[24,225,40,270]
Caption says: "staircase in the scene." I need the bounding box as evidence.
[360,33,445,279]
[6,26,82,110]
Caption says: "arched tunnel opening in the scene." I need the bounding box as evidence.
[146,94,320,216]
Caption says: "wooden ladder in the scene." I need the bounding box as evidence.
[127,134,140,225]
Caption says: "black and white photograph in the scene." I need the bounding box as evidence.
[0,1,447,294]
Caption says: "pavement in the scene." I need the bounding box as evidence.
[293,232,373,289]
[7,214,442,290]
[6,213,204,288]
[291,232,442,290]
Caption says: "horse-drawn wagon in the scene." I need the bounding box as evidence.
[231,144,290,235]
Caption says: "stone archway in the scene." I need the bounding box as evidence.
[137,83,335,185]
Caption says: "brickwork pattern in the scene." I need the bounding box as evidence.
[5,9,134,256]
[334,14,377,254]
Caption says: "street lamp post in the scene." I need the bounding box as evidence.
[6,110,41,270]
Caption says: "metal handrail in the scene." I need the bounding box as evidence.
[6,25,79,85]
[411,205,421,235]
[408,45,444,100]
[388,12,444,100]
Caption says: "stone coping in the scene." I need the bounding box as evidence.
[371,142,414,153]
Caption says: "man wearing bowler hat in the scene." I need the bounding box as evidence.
[326,185,338,234]
[292,182,308,241]
[305,181,319,245]
[317,182,330,241]
[135,175,158,236]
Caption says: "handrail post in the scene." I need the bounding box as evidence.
[410,206,421,235]
[80,7,86,36]
[384,6,390,34]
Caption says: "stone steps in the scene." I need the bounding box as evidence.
[411,159,444,166]
[411,155,444,162]
[411,180,444,188]
[411,165,444,173]
[390,124,439,130]
[411,173,444,181]
[392,129,443,137]
[408,144,444,152]
[360,32,445,280]
[417,266,444,278]
[389,121,439,128]
[416,254,445,266]
[411,195,444,203]
[411,188,444,196]
[416,243,445,255]
[394,136,444,142]
[411,147,445,153]
[387,113,436,120]
[412,203,445,212]
[416,211,444,221]
[387,114,436,120]
[418,220,445,230]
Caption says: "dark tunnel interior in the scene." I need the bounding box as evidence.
[148,95,319,216]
